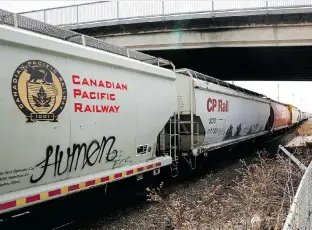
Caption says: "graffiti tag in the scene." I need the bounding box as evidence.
[30,136,117,183]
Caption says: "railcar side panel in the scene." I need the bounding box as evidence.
[270,101,291,131]
[174,75,270,153]
[175,73,191,113]
[288,105,300,125]
[195,87,270,147]
[0,25,176,198]
[299,109,302,122]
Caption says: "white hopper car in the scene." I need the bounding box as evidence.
[0,9,303,215]
[171,70,270,155]
[0,10,176,214]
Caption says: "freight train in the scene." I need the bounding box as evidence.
[0,9,310,215]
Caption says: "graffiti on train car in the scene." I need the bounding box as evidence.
[207,98,229,112]
[30,136,119,183]
[111,155,132,169]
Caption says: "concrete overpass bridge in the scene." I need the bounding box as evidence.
[19,1,312,81]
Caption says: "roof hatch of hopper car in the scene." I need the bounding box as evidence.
[174,68,271,117]
[175,68,268,98]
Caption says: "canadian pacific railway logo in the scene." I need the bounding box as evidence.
[11,60,67,122]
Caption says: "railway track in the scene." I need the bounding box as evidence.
[0,127,299,230]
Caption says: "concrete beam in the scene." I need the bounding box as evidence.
[100,24,312,50]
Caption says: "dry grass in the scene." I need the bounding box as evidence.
[146,148,312,230]
[298,121,312,136]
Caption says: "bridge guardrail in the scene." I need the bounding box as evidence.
[0,8,173,67]
[18,0,312,29]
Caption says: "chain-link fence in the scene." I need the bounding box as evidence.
[283,160,312,230]
[0,8,172,67]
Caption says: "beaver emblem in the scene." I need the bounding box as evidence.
[11,60,67,122]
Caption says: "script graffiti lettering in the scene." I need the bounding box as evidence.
[30,136,117,183]
[112,156,132,169]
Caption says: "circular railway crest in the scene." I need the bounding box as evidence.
[11,60,67,122]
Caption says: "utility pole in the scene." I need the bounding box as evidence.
[277,84,279,101]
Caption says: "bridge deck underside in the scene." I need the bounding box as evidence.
[144,46,312,81]
[73,11,312,81]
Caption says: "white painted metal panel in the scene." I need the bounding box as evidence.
[269,0,312,7]
[174,73,270,154]
[45,6,78,25]
[194,79,270,147]
[119,1,162,18]
[78,1,118,23]
[214,1,266,11]
[292,107,300,124]
[175,73,192,113]
[0,25,176,196]
[0,155,172,215]
[164,1,212,14]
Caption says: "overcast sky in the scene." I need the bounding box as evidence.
[0,1,311,112]
[228,81,312,112]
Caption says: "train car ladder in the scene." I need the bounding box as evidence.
[159,112,180,178]
[169,112,179,177]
